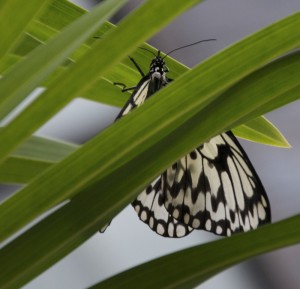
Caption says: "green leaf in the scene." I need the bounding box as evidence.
[12,135,78,161]
[0,12,300,289]
[0,0,202,162]
[0,135,77,184]
[0,157,52,184]
[0,115,287,186]
[0,1,114,72]
[0,0,127,120]
[233,116,290,147]
[89,214,300,289]
[0,0,51,59]
[0,0,286,148]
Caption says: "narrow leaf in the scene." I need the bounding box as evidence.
[0,0,202,161]
[0,0,50,59]
[12,135,78,162]
[90,215,300,289]
[233,116,290,147]
[0,0,127,119]
[0,157,52,184]
[0,135,77,184]
[0,0,284,148]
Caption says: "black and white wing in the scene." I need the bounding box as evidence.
[132,177,193,237]
[163,131,271,236]
[116,77,151,119]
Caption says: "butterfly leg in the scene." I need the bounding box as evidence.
[129,56,145,77]
[114,56,144,92]
[113,82,137,92]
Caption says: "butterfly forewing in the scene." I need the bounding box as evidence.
[116,77,151,119]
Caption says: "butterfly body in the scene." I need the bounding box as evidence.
[116,52,169,119]
[112,50,271,237]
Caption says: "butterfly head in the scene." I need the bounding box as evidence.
[149,51,169,76]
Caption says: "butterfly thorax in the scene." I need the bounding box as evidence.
[148,54,169,94]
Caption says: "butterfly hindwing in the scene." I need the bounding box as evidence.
[163,132,271,236]
[132,177,193,237]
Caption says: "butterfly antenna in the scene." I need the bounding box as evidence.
[138,47,157,57]
[163,39,216,59]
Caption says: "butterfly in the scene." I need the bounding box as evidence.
[110,44,271,238]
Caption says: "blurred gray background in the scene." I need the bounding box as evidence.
[18,0,300,288]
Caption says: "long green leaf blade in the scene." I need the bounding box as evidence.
[0,0,286,148]
[0,157,52,184]
[0,115,287,185]
[0,0,127,119]
[0,0,50,59]
[0,0,202,161]
[90,215,300,289]
[12,135,78,161]
[0,135,77,183]
[233,116,290,147]
[0,3,115,73]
